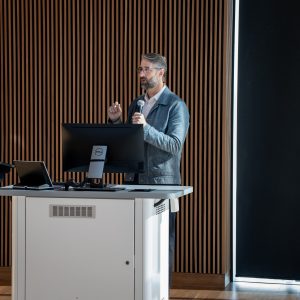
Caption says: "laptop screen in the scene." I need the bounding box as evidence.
[13,161,53,187]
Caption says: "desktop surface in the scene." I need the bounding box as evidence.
[0,184,193,199]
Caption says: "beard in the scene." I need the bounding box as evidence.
[140,75,159,90]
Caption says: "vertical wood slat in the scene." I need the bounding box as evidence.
[0,0,232,276]
[222,0,233,275]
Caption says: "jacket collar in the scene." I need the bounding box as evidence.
[149,86,172,106]
[144,86,173,118]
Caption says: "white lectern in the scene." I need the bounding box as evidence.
[0,185,192,300]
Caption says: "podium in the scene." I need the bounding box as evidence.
[0,185,192,300]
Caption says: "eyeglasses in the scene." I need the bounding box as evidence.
[136,67,162,74]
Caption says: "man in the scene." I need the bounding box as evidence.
[108,53,190,285]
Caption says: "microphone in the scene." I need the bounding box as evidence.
[136,100,145,113]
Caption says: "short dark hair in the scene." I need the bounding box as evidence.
[141,53,167,81]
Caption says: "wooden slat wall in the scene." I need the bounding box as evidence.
[0,0,232,276]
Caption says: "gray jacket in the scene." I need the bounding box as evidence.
[126,87,190,185]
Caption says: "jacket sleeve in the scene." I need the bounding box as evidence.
[143,100,190,155]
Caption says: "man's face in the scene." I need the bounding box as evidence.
[138,59,164,90]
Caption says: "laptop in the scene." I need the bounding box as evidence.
[13,160,54,190]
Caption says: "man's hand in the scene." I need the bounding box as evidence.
[132,112,147,127]
[108,102,122,122]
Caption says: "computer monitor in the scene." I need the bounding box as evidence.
[62,124,145,175]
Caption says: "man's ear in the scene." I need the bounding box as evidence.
[159,68,165,78]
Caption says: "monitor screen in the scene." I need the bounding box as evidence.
[62,124,144,174]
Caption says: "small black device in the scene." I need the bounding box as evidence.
[0,162,14,182]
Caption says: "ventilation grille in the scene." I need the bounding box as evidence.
[50,205,96,218]
[155,203,166,215]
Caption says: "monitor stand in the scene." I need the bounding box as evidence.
[73,181,125,192]
[74,145,125,191]
[89,180,106,188]
[73,186,125,192]
[87,145,107,180]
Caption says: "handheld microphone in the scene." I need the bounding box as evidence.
[136,100,145,113]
